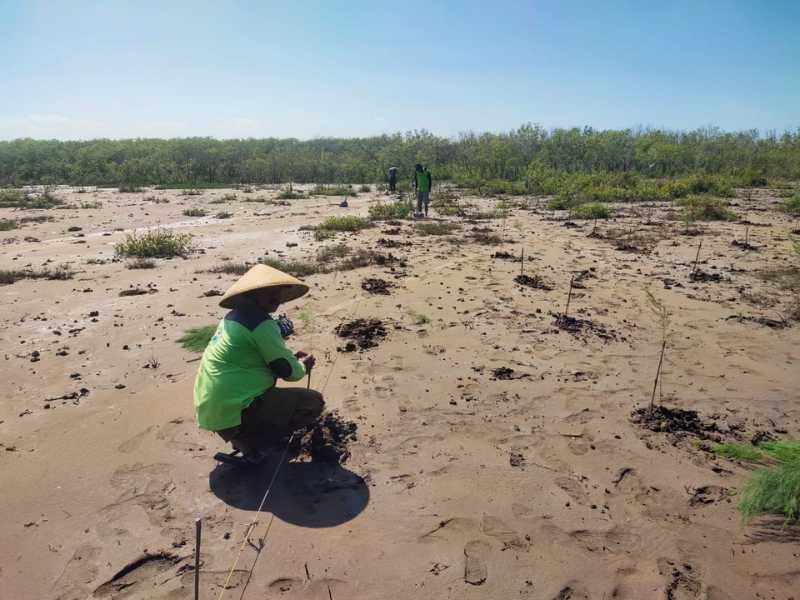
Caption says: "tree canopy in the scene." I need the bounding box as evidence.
[1,125,798,186]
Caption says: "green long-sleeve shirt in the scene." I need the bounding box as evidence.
[194,307,305,431]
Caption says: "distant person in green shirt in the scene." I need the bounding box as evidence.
[193,264,322,463]
[413,163,433,217]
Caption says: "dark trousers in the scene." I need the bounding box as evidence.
[389,179,397,192]
[217,387,325,452]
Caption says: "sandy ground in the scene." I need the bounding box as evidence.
[1,184,799,600]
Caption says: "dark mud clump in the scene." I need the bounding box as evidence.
[731,240,760,251]
[335,318,387,352]
[514,274,552,290]
[291,411,358,463]
[373,252,407,267]
[491,251,517,260]
[382,227,402,235]
[554,315,618,342]
[361,278,392,295]
[631,405,721,438]
[689,270,724,283]
[491,367,528,381]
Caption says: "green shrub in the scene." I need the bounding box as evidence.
[0,265,74,285]
[0,189,63,209]
[369,201,412,220]
[183,208,207,217]
[215,211,233,219]
[318,216,371,232]
[309,184,357,197]
[415,222,460,236]
[677,195,736,221]
[276,185,303,200]
[314,228,336,241]
[782,194,800,216]
[573,202,614,219]
[178,325,217,352]
[316,243,351,263]
[181,189,203,196]
[205,262,250,275]
[261,257,320,277]
[359,184,371,193]
[78,201,102,209]
[115,229,193,258]
[0,218,18,231]
[118,184,142,193]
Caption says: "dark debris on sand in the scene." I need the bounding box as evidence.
[631,405,721,439]
[361,278,392,295]
[335,318,387,352]
[291,411,358,463]
[554,314,619,342]
[689,270,724,283]
[514,274,552,290]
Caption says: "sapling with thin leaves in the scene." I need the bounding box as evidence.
[645,288,670,414]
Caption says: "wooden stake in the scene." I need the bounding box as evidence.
[306,365,313,389]
[520,248,525,276]
[194,518,202,600]
[691,240,703,275]
[563,275,575,321]
[649,339,666,413]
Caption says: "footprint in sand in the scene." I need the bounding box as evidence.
[464,540,491,585]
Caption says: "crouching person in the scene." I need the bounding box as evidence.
[194,264,323,463]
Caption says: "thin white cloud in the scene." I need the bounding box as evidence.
[0,113,111,140]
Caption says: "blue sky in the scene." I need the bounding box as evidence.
[0,0,798,140]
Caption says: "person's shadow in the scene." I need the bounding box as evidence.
[209,458,369,528]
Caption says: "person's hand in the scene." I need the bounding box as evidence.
[302,354,316,371]
[294,351,308,359]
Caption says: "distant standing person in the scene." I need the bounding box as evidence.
[387,166,398,192]
[413,163,433,217]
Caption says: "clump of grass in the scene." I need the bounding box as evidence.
[712,440,800,522]
[127,258,156,269]
[359,184,371,193]
[415,222,460,236]
[215,211,233,219]
[573,202,614,220]
[677,195,736,221]
[78,201,102,209]
[318,216,371,232]
[20,215,53,224]
[0,218,18,231]
[276,185,303,200]
[316,243,351,263]
[782,194,800,217]
[261,257,320,278]
[314,228,336,241]
[183,208,207,217]
[740,463,800,522]
[0,265,74,285]
[177,325,217,352]
[181,189,203,196]
[369,201,412,220]
[118,184,142,193]
[309,184,357,197]
[145,195,170,204]
[219,192,238,203]
[115,229,193,258]
[205,262,250,275]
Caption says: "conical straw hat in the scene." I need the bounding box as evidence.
[219,264,309,309]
